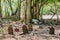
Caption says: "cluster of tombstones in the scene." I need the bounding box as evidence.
[0,20,55,35]
[7,24,55,35]
[8,23,33,35]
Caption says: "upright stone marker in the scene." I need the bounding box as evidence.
[22,25,28,34]
[49,26,55,35]
[8,25,13,35]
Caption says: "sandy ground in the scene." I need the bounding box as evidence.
[1,33,60,40]
[0,21,60,40]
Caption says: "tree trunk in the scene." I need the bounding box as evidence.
[34,0,39,19]
[32,0,39,20]
[31,0,34,19]
[20,0,26,23]
[18,0,21,20]
[26,0,31,23]
[33,0,35,19]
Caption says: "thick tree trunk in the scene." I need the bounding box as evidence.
[32,0,39,20]
[20,0,26,23]
[30,0,33,19]
[18,0,21,20]
[26,0,31,23]
[33,0,35,19]
[35,0,39,20]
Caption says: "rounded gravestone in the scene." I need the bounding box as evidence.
[22,25,28,34]
[49,26,55,35]
[8,25,13,35]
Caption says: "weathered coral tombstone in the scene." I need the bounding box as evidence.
[49,26,55,35]
[28,23,33,32]
[22,25,28,34]
[8,25,13,35]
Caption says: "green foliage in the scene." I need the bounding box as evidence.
[57,0,60,2]
[1,0,18,18]
[1,0,60,20]
[42,5,51,15]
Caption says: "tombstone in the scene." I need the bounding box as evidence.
[28,23,33,32]
[8,25,13,35]
[22,25,28,34]
[49,26,55,35]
